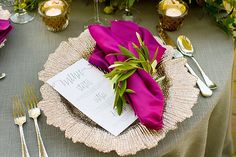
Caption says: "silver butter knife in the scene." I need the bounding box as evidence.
[157,27,212,97]
[173,49,212,97]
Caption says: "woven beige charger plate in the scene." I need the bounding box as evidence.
[38,29,199,156]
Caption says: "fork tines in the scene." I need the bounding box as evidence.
[24,85,38,110]
[12,96,25,118]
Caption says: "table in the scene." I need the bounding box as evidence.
[0,0,234,156]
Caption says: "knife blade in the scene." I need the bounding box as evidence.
[157,27,212,97]
[157,28,177,49]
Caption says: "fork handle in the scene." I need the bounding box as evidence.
[19,125,30,157]
[34,119,48,157]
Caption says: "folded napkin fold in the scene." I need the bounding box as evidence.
[88,21,166,130]
[0,5,13,46]
[0,19,13,44]
[0,19,10,30]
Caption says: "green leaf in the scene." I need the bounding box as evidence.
[109,61,139,71]
[113,61,139,67]
[19,2,27,9]
[151,47,159,63]
[135,32,143,46]
[115,65,137,71]
[113,82,116,89]
[104,69,119,78]
[111,74,122,83]
[121,96,127,107]
[120,80,127,96]
[119,45,137,59]
[118,69,136,81]
[155,76,165,83]
[128,0,135,8]
[132,43,148,68]
[125,89,135,93]
[146,62,152,73]
[108,63,123,69]
[142,44,150,61]
[116,96,123,115]
[127,59,145,64]
[116,66,137,71]
[114,87,120,108]
[104,6,115,14]
[132,42,139,49]
[132,43,145,59]
[151,60,157,72]
[225,16,235,26]
[131,42,152,72]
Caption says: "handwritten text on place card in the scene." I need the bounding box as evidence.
[47,59,137,136]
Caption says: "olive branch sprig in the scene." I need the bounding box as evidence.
[104,32,165,115]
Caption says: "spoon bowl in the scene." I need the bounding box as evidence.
[177,35,194,56]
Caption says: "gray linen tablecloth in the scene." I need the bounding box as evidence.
[0,0,234,156]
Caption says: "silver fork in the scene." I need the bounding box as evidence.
[24,85,48,157]
[12,96,30,157]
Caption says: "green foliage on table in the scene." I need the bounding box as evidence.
[100,0,137,14]
[204,0,236,41]
[14,0,41,12]
[104,33,164,115]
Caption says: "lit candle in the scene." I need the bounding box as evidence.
[42,0,64,16]
[45,8,62,16]
[158,0,188,31]
[39,0,69,32]
[44,0,64,8]
[165,8,182,17]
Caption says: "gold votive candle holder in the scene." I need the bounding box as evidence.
[38,0,69,32]
[158,0,188,31]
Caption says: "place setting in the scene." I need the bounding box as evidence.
[0,0,234,156]
[38,20,200,155]
[36,0,218,155]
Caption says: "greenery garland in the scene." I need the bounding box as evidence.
[100,0,137,14]
[204,0,236,41]
[14,0,41,12]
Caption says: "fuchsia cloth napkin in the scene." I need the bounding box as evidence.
[88,21,166,130]
[0,19,13,44]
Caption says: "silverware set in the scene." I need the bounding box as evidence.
[157,28,217,97]
[12,85,48,157]
[176,35,217,90]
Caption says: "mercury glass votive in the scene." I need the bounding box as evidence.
[158,0,188,31]
[38,0,69,32]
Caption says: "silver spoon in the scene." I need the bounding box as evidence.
[0,73,6,80]
[177,35,217,90]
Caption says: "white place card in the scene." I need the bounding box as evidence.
[47,59,137,136]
